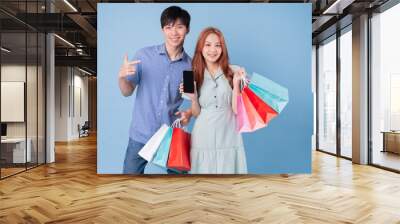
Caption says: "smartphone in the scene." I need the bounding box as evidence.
[183,70,194,93]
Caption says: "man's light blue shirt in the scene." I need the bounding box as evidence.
[126,44,191,144]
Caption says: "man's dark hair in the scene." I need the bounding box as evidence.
[160,6,190,29]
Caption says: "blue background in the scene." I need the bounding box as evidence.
[98,3,312,174]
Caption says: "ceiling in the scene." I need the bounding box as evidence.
[0,0,393,75]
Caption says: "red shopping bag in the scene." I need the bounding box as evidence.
[241,90,266,131]
[167,127,191,171]
[243,86,278,124]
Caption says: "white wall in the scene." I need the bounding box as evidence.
[55,66,69,141]
[1,65,28,144]
[1,65,41,137]
[55,67,89,141]
[72,73,89,138]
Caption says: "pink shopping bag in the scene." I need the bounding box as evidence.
[241,89,266,132]
[236,94,251,132]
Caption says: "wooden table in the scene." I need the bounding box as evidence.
[381,131,400,154]
[1,138,31,164]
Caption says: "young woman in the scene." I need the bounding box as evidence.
[181,27,247,174]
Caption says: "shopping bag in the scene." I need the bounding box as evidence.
[243,86,278,124]
[167,123,191,171]
[151,127,173,168]
[249,72,289,113]
[138,124,169,161]
[236,94,252,132]
[241,90,266,132]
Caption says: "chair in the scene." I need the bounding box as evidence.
[78,121,90,138]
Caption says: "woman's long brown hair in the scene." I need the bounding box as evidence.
[192,27,234,91]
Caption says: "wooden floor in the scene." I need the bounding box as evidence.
[1,134,400,223]
[373,150,400,171]
[1,167,26,178]
[1,163,45,178]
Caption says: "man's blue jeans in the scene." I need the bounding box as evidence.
[122,138,182,174]
[123,139,147,174]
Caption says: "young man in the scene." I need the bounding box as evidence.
[118,6,192,174]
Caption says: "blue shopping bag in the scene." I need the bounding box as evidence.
[248,72,289,113]
[151,127,173,168]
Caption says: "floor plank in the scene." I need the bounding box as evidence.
[1,134,400,223]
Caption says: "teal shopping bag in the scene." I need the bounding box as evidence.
[152,126,173,168]
[249,72,289,113]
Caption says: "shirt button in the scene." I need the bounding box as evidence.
[214,96,216,98]
[216,105,218,108]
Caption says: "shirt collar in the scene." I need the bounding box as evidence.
[215,67,224,79]
[157,43,187,61]
[157,44,167,55]
[206,67,224,80]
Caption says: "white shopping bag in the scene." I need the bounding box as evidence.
[138,124,170,161]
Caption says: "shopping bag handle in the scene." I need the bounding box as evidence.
[240,77,250,92]
[171,118,190,132]
[171,118,182,129]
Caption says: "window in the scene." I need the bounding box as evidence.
[340,28,352,158]
[371,2,400,171]
[0,1,46,179]
[317,35,337,155]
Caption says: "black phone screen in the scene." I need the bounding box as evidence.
[183,70,194,93]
